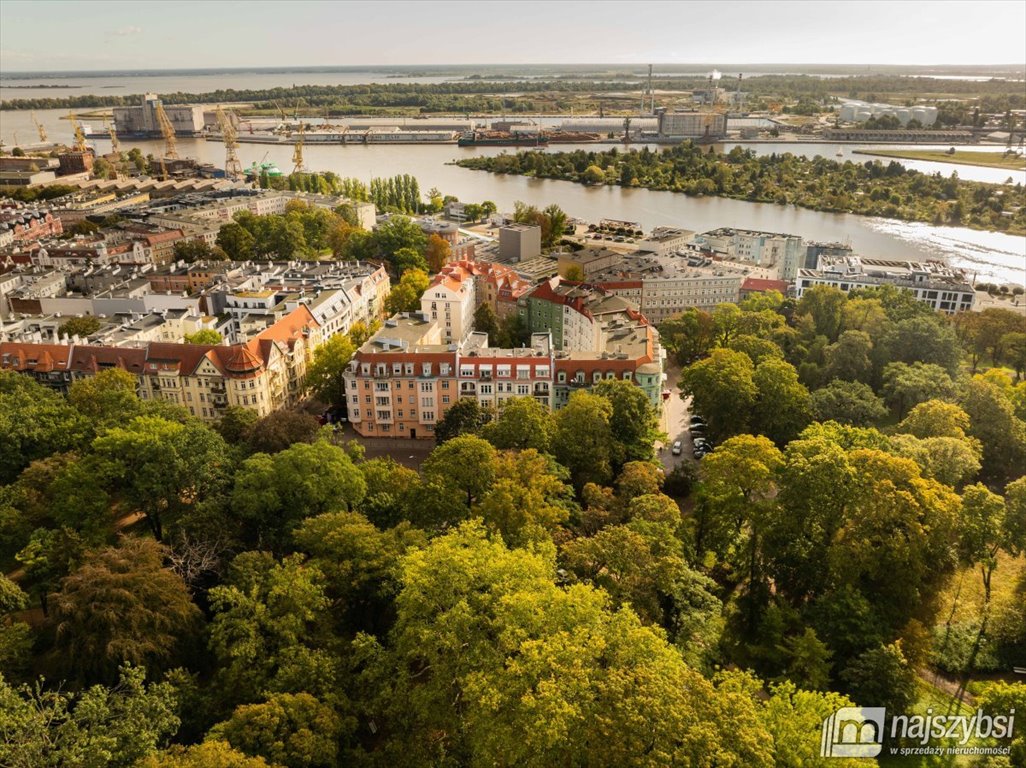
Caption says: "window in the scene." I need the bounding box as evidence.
[420,381,434,392]
[558,371,567,383]
[376,396,389,406]
[365,395,372,403]
[442,395,450,404]
[421,397,433,406]
[422,411,435,421]
[480,384,492,394]
[421,363,433,377]
[375,382,389,391]
[441,380,450,389]
[517,384,529,395]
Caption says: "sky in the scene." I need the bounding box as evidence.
[1,0,1024,73]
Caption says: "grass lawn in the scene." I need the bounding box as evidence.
[853,148,1026,171]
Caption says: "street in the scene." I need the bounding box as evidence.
[657,363,696,472]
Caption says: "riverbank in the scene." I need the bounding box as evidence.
[456,145,1026,238]
[853,148,1026,171]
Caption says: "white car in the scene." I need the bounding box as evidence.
[671,440,683,456]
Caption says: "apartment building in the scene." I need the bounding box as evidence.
[1,304,321,421]
[421,265,477,344]
[343,308,664,440]
[795,257,975,314]
[694,228,805,280]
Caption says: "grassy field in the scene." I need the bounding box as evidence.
[854,148,1026,171]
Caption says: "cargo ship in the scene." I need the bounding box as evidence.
[458,131,548,147]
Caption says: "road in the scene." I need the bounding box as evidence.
[656,363,697,472]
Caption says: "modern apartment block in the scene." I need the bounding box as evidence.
[694,228,805,280]
[795,256,975,313]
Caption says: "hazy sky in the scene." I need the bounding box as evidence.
[2,0,1024,72]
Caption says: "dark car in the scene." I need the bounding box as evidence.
[689,415,706,427]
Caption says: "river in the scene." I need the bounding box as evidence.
[1,108,1024,286]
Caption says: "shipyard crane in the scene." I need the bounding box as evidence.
[292,121,306,175]
[216,105,243,182]
[32,111,47,143]
[153,99,179,160]
[68,112,88,152]
[103,115,121,154]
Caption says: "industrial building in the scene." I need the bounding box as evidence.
[113,93,206,137]
[838,101,938,127]
[656,110,727,140]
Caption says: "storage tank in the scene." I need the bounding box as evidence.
[839,104,857,121]
[896,109,912,125]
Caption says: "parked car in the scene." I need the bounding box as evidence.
[689,415,706,427]
[690,424,705,436]
[671,440,683,456]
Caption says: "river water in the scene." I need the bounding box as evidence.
[2,109,1024,286]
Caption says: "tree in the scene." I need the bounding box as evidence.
[231,440,367,550]
[582,164,606,184]
[0,372,88,483]
[551,390,615,489]
[782,628,833,691]
[882,314,962,374]
[92,416,232,541]
[424,233,451,272]
[823,330,873,383]
[961,378,1026,481]
[898,399,972,439]
[840,641,918,714]
[421,434,497,509]
[140,741,271,768]
[244,410,321,454]
[172,239,226,263]
[211,693,346,768]
[46,538,202,684]
[1002,331,1026,380]
[216,222,256,260]
[757,680,865,768]
[959,483,1023,605]
[68,368,142,431]
[480,396,553,452]
[728,334,783,366]
[433,397,489,444]
[0,665,180,768]
[304,333,354,408]
[752,358,812,445]
[216,406,261,445]
[478,449,572,546]
[384,268,430,314]
[810,380,887,426]
[472,302,499,342]
[888,434,981,488]
[796,285,847,342]
[56,315,101,339]
[592,378,663,465]
[679,348,757,442]
[699,435,784,629]
[359,521,773,768]
[182,329,222,345]
[881,361,956,417]
[208,552,335,704]
[0,574,31,682]
[659,309,716,365]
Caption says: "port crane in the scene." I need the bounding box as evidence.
[67,112,88,152]
[215,106,243,182]
[32,112,47,143]
[103,115,121,154]
[292,121,306,175]
[153,99,179,160]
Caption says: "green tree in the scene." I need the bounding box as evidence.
[56,315,101,339]
[480,396,553,452]
[478,449,571,546]
[1001,331,1026,380]
[68,368,142,431]
[659,309,716,365]
[592,378,663,465]
[840,641,918,714]
[433,397,489,444]
[959,483,1023,604]
[172,239,227,263]
[46,538,202,685]
[421,434,497,509]
[961,378,1026,481]
[0,575,31,682]
[231,440,366,550]
[472,302,499,341]
[551,390,615,489]
[0,371,88,483]
[0,665,180,768]
[680,348,757,442]
[216,406,261,445]
[208,552,336,704]
[582,164,606,184]
[881,314,962,375]
[384,268,430,314]
[898,399,973,439]
[211,693,346,768]
[140,741,271,768]
[216,222,256,260]
[823,330,873,383]
[796,285,847,342]
[183,329,222,345]
[810,380,887,426]
[752,358,812,445]
[881,361,956,417]
[244,410,321,454]
[304,333,354,408]
[92,416,232,541]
